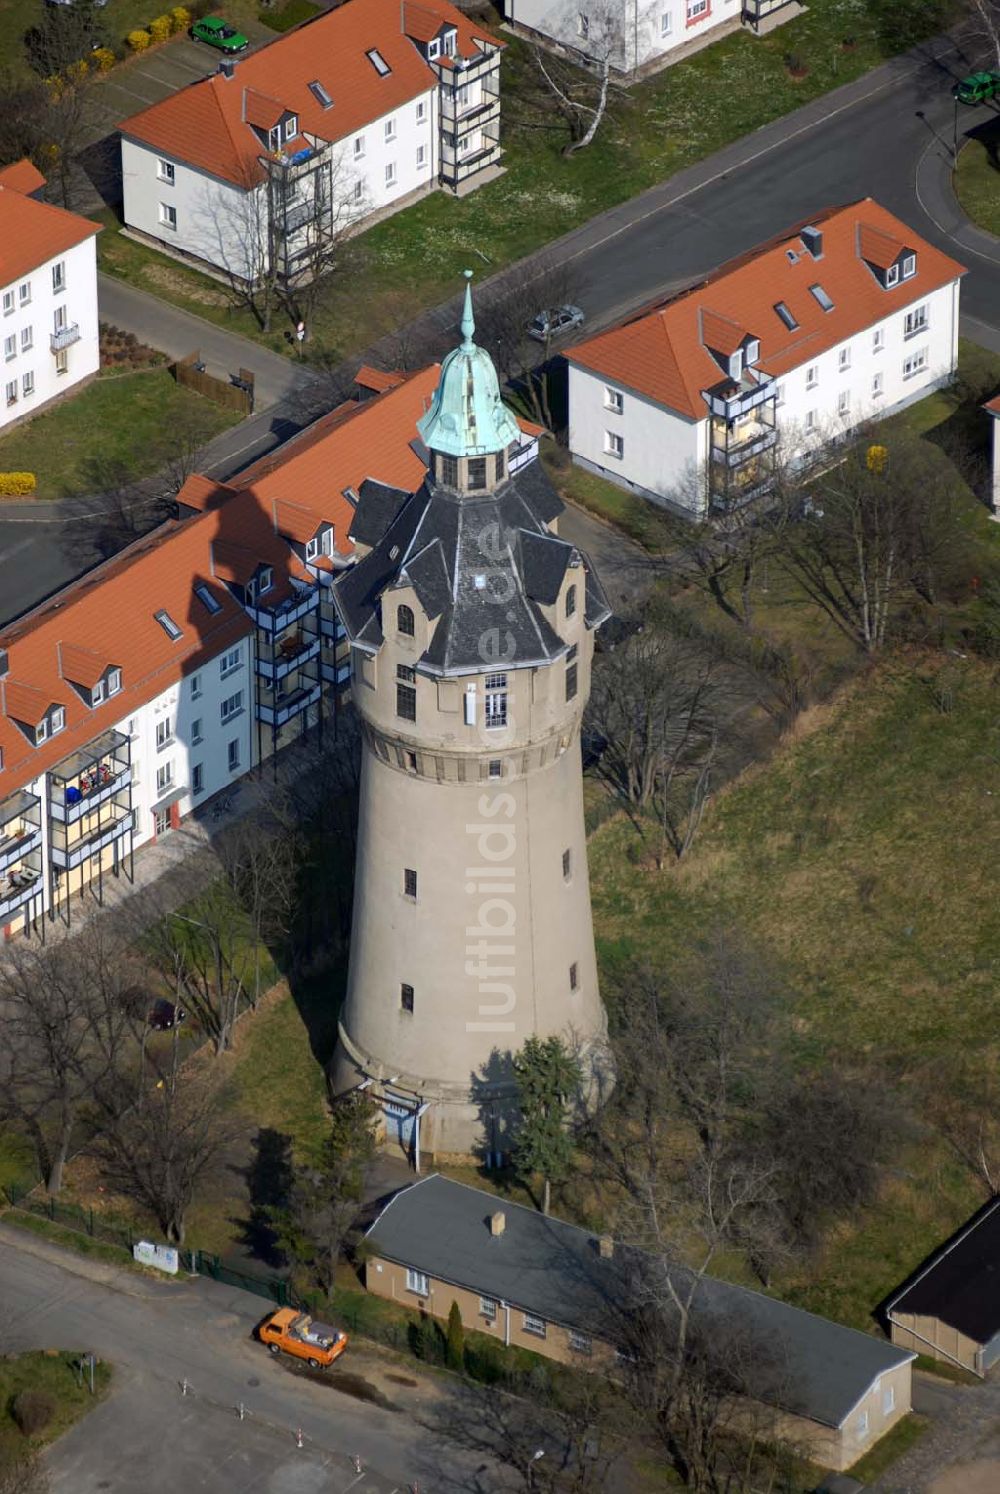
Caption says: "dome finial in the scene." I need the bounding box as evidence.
[460,269,475,350]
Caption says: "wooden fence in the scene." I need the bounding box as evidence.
[173,351,254,416]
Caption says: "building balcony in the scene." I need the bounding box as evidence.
[705,378,777,421]
[441,141,503,187]
[256,680,322,728]
[319,609,346,640]
[50,810,133,871]
[246,587,319,632]
[441,93,500,130]
[433,48,498,85]
[0,789,43,872]
[49,729,131,823]
[256,631,321,682]
[0,861,43,923]
[320,658,351,687]
[710,425,779,469]
[50,323,81,353]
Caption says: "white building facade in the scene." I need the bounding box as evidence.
[567,202,965,515]
[119,0,502,282]
[0,166,99,433]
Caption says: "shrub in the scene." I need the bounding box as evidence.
[65,58,91,84]
[12,1389,56,1436]
[0,474,38,497]
[149,15,172,43]
[170,6,192,31]
[446,1301,465,1372]
[127,29,151,52]
[92,46,116,72]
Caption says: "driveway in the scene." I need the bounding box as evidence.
[91,26,275,137]
[874,1371,1000,1492]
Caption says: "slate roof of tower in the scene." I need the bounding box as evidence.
[334,464,610,673]
[367,1175,915,1431]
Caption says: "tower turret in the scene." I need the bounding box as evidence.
[332,275,611,1163]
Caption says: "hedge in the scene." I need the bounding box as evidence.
[170,7,192,31]
[0,474,37,497]
[149,15,172,43]
[127,30,151,51]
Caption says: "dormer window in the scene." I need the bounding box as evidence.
[285,115,297,139]
[321,526,334,556]
[108,668,122,696]
[443,27,456,56]
[35,718,47,744]
[306,537,318,560]
[428,38,440,59]
[50,706,65,736]
[93,680,105,706]
[902,253,916,279]
[885,264,899,287]
[745,339,760,366]
[259,566,273,594]
[728,350,743,380]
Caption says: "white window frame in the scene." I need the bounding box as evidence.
[3,336,15,362]
[416,98,428,122]
[20,326,32,352]
[904,304,928,339]
[227,738,240,772]
[156,761,174,794]
[857,1408,870,1439]
[805,364,819,389]
[353,134,365,158]
[406,1268,429,1296]
[805,409,817,432]
[50,706,66,735]
[568,1330,593,1354]
[220,690,243,724]
[385,161,397,187]
[55,348,68,376]
[1,290,12,316]
[92,680,105,706]
[416,143,428,169]
[837,390,851,417]
[385,117,397,142]
[443,27,456,55]
[427,38,440,59]
[728,349,743,379]
[305,537,319,560]
[604,386,623,413]
[886,263,899,287]
[159,203,177,231]
[353,180,364,202]
[660,10,673,35]
[191,717,203,745]
[872,327,885,353]
[484,672,508,730]
[192,762,204,795]
[21,370,34,398]
[838,347,851,372]
[156,716,173,750]
[18,281,30,306]
[902,253,916,279]
[687,0,708,17]
[902,347,928,380]
[108,668,122,696]
[604,430,624,458]
[285,115,297,139]
[522,1313,547,1338]
[883,1383,895,1415]
[220,646,242,678]
[51,261,65,293]
[5,379,16,407]
[480,1296,497,1318]
[872,372,884,399]
[157,159,174,185]
[258,566,273,594]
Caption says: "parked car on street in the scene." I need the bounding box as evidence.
[259,1309,348,1369]
[190,16,250,52]
[147,998,186,1031]
[952,71,1000,105]
[527,305,585,342]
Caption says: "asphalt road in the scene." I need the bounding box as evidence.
[0,1226,499,1494]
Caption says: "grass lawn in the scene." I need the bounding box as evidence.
[0,1350,112,1446]
[848,1413,928,1482]
[94,1,954,361]
[0,368,241,498]
[258,0,322,33]
[954,133,1000,237]
[588,651,1000,1328]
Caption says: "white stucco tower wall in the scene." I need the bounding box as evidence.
[332,275,611,1160]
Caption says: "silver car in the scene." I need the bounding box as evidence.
[527,305,585,342]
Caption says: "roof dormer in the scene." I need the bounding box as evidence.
[58,643,123,710]
[2,679,66,746]
[699,309,759,382]
[857,222,917,290]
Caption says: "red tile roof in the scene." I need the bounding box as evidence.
[985,395,1000,416]
[0,160,46,195]
[567,200,966,419]
[59,643,113,690]
[119,0,500,189]
[355,364,406,392]
[0,168,99,288]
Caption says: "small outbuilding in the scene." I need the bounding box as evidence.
[885,1195,1000,1377]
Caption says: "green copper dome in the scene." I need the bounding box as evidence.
[417,271,521,459]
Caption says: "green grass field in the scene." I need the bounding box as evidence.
[954,133,1000,238]
[0,1350,111,1446]
[0,368,239,498]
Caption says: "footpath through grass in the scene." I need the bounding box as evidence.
[95,1,954,360]
[0,369,240,499]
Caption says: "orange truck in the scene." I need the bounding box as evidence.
[259,1309,348,1369]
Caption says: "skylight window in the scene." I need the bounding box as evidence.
[154,609,183,641]
[810,284,834,312]
[366,48,391,76]
[774,301,799,331]
[308,80,333,108]
[194,584,222,615]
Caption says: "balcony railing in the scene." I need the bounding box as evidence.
[434,47,498,84]
[320,658,351,687]
[710,426,779,469]
[49,729,131,821]
[256,632,321,683]
[50,811,133,871]
[442,93,501,130]
[50,323,80,353]
[705,378,777,421]
[256,681,322,728]
[441,142,503,186]
[246,587,319,632]
[0,866,43,922]
[319,610,346,640]
[0,789,43,871]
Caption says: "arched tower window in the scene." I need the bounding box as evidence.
[397,604,415,637]
[565,584,577,618]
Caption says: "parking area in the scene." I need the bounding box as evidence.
[90,23,276,134]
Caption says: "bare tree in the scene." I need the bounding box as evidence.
[587,618,723,865]
[522,2,632,155]
[477,258,583,430]
[0,923,144,1194]
[217,799,298,1006]
[139,883,253,1055]
[91,1070,235,1244]
[967,0,1000,70]
[922,1055,1000,1198]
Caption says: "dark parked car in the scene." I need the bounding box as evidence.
[527,305,585,342]
[147,999,186,1031]
[952,71,1000,105]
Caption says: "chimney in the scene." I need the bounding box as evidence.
[598,1235,614,1260]
[218,59,237,80]
[800,226,823,260]
[489,1210,506,1238]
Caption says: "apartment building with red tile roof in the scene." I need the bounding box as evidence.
[119,0,503,282]
[566,200,965,515]
[0,161,100,432]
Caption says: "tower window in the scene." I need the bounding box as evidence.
[495,447,506,480]
[468,456,488,490]
[401,983,414,1012]
[570,963,579,991]
[404,867,417,898]
[562,848,571,879]
[439,453,458,487]
[406,750,418,772]
[396,682,416,721]
[485,673,507,730]
[397,604,415,637]
[489,760,502,779]
[566,662,578,701]
[566,584,576,619]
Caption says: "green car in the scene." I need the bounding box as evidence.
[190,16,250,53]
[952,71,1000,105]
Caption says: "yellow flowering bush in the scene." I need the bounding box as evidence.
[149,15,172,43]
[170,7,192,32]
[65,58,91,84]
[92,47,116,73]
[0,474,38,498]
[127,29,151,51]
